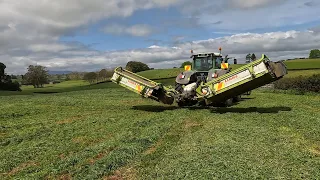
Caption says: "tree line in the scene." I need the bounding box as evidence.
[2,49,318,91]
[0,60,152,91]
[83,61,151,84]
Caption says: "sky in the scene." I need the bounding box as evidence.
[1,0,320,74]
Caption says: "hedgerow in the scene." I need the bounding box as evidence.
[273,74,320,93]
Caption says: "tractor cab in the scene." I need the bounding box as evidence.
[189,52,228,72]
[176,50,231,89]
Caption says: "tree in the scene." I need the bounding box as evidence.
[24,65,49,88]
[11,75,17,79]
[57,74,62,80]
[98,69,108,81]
[309,49,320,59]
[84,72,98,84]
[251,53,256,61]
[180,61,192,68]
[0,62,21,91]
[0,62,6,78]
[125,61,150,73]
[106,69,114,78]
[66,72,84,80]
[245,53,251,62]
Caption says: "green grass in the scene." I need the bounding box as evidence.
[1,82,320,179]
[231,58,320,70]
[1,58,319,178]
[137,68,184,79]
[286,69,320,78]
[0,80,117,96]
[284,58,320,70]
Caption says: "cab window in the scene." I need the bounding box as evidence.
[194,57,213,71]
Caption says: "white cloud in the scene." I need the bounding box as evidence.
[102,24,154,37]
[178,0,319,31]
[0,0,180,57]
[28,44,72,53]
[3,30,320,74]
[227,0,286,9]
[1,0,320,74]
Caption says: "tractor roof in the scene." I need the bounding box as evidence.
[190,52,222,58]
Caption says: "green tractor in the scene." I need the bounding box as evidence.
[174,50,245,107]
[111,49,287,108]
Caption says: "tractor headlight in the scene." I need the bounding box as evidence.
[180,74,185,79]
[202,87,210,95]
[212,73,217,78]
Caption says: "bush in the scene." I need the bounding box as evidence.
[0,81,21,91]
[273,74,320,93]
[126,61,150,73]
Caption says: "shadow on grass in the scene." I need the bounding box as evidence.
[33,92,59,94]
[132,105,292,114]
[240,97,255,100]
[132,105,179,112]
[211,106,292,114]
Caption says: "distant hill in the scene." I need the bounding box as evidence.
[48,71,72,75]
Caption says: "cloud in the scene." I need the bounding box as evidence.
[1,0,320,74]
[175,0,319,31]
[0,0,180,56]
[304,1,319,7]
[227,0,287,9]
[101,24,154,37]
[177,0,287,16]
[3,30,320,74]
[309,26,320,33]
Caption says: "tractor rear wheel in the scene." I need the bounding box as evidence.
[224,98,233,107]
[233,95,241,102]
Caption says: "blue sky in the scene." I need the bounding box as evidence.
[60,7,214,50]
[1,0,320,74]
[60,5,320,51]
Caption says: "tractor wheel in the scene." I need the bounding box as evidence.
[177,101,186,107]
[224,98,233,107]
[233,95,241,102]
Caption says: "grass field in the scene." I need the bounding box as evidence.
[230,58,320,70]
[284,58,320,70]
[1,58,320,179]
[1,82,320,179]
[137,68,184,79]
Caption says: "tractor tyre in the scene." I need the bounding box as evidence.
[177,101,186,107]
[224,98,233,107]
[233,95,241,102]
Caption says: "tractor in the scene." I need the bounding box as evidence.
[111,48,288,108]
[174,50,246,107]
